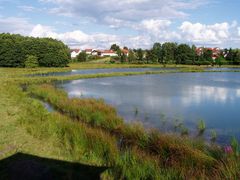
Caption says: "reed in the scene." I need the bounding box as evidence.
[210,130,217,142]
[197,119,206,135]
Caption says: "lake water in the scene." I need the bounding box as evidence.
[32,67,177,76]
[57,72,240,144]
[206,67,240,71]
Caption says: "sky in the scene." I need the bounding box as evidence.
[0,0,240,49]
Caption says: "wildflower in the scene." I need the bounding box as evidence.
[224,146,233,154]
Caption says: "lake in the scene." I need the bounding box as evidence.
[57,72,240,144]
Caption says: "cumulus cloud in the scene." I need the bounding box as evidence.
[28,20,240,49]
[137,19,181,41]
[139,19,172,34]
[40,0,207,27]
[179,21,232,45]
[30,24,124,48]
[29,23,162,49]
[30,24,57,37]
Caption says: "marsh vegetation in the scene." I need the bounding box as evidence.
[0,64,240,179]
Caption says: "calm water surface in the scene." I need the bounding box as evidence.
[58,72,240,144]
[206,67,240,71]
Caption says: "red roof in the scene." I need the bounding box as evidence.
[101,50,115,53]
[85,49,92,52]
[70,49,80,53]
[196,47,221,58]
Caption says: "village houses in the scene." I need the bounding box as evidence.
[70,48,127,59]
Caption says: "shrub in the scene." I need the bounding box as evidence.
[77,51,87,62]
[25,55,39,68]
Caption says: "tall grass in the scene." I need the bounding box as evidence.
[28,84,238,178]
[29,84,124,131]
[197,119,206,135]
[17,93,188,179]
[19,98,119,166]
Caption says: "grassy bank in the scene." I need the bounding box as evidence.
[0,64,240,179]
[28,83,239,179]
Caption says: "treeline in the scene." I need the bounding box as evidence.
[111,43,240,65]
[0,33,70,67]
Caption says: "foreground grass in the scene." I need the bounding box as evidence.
[0,64,240,179]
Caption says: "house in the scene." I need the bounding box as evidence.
[196,47,221,60]
[100,50,118,57]
[91,49,100,56]
[72,48,118,57]
[85,49,93,55]
[70,49,81,59]
[122,49,129,56]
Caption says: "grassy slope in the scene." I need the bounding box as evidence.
[0,84,61,160]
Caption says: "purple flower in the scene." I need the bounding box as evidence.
[224,146,233,154]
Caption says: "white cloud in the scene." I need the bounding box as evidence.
[28,20,240,49]
[30,24,57,37]
[29,24,156,49]
[179,21,232,45]
[137,19,181,41]
[30,24,121,48]
[40,0,207,28]
[139,19,172,34]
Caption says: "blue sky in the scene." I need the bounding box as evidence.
[0,0,240,49]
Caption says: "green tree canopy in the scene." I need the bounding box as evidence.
[162,42,177,64]
[152,43,162,63]
[110,44,120,51]
[77,51,87,62]
[176,44,195,64]
[203,49,213,63]
[0,33,70,67]
[128,50,136,63]
[24,55,39,68]
[136,48,144,61]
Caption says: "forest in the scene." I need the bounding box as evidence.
[0,33,70,67]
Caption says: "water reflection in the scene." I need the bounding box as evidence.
[182,85,230,106]
[58,72,240,143]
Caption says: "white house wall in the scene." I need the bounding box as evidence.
[101,53,118,57]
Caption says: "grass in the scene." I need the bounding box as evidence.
[197,119,206,135]
[28,83,240,178]
[0,63,240,179]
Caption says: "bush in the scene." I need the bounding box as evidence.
[25,55,39,68]
[77,51,87,62]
